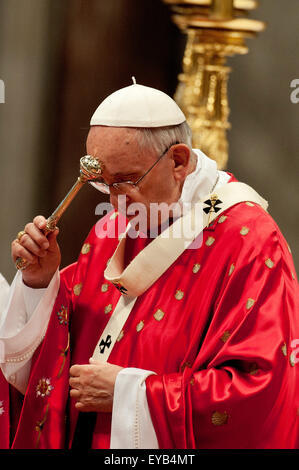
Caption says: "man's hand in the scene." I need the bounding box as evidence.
[69,359,123,413]
[11,215,61,288]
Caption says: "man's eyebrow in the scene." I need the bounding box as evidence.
[111,172,139,178]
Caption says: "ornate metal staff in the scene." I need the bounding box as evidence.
[15,155,102,270]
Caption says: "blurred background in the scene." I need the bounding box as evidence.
[0,0,298,283]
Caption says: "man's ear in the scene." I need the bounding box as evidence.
[171,144,191,181]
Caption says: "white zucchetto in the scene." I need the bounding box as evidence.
[90,79,186,128]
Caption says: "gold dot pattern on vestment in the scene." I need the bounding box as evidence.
[218,215,227,224]
[265,258,274,269]
[240,226,250,236]
[73,283,82,296]
[181,361,192,372]
[192,263,201,274]
[154,309,165,321]
[104,304,113,314]
[211,411,228,426]
[101,283,109,293]
[175,290,184,300]
[228,264,235,276]
[282,343,287,357]
[117,330,124,342]
[245,202,255,207]
[221,331,231,343]
[81,243,91,255]
[246,298,255,310]
[291,272,295,280]
[136,320,144,332]
[206,237,215,246]
[290,352,296,367]
[248,363,259,375]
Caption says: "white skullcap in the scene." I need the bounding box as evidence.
[90,78,186,128]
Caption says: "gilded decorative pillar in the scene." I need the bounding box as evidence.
[163,0,265,168]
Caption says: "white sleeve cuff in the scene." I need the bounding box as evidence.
[0,269,60,393]
[23,283,47,322]
[110,367,159,449]
[0,273,10,314]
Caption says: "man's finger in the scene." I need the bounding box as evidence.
[69,364,85,377]
[69,376,81,389]
[69,388,81,399]
[19,234,47,258]
[25,222,49,250]
[33,215,47,230]
[11,239,38,264]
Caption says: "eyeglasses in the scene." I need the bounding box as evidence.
[90,142,179,195]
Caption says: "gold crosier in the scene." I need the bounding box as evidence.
[162,0,265,169]
[15,156,102,270]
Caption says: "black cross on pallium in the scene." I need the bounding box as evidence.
[113,283,128,295]
[99,335,112,354]
[203,196,223,215]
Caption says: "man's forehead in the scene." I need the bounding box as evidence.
[87,125,139,146]
[86,126,147,175]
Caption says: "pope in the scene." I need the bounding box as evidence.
[0,81,298,449]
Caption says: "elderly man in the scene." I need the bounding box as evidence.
[0,82,298,449]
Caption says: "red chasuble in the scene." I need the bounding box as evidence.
[10,175,299,449]
[0,370,10,448]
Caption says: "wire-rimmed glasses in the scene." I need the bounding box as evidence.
[90,142,179,195]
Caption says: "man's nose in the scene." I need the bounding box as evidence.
[110,193,131,213]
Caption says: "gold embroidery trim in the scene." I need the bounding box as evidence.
[211,411,228,426]
[206,236,215,246]
[265,258,274,269]
[154,309,165,321]
[220,331,231,343]
[240,226,250,236]
[104,304,113,314]
[81,243,91,255]
[35,404,50,448]
[57,333,70,379]
[192,263,201,274]
[117,330,124,342]
[248,363,259,375]
[218,215,227,224]
[175,290,184,300]
[290,352,296,367]
[136,320,144,332]
[73,283,82,296]
[181,361,192,372]
[246,298,255,310]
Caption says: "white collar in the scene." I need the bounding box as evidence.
[179,148,229,204]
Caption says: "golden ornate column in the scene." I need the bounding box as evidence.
[163,0,265,168]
